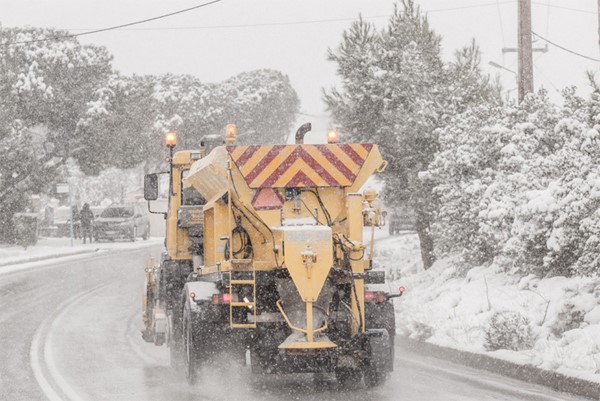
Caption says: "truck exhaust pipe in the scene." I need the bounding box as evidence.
[295,122,312,144]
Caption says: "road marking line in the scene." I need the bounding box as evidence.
[30,322,63,401]
[30,283,111,401]
[125,309,167,366]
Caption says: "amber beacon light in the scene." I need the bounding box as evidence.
[327,129,338,143]
[165,132,177,148]
[225,124,237,144]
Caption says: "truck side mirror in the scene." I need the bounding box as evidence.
[144,174,159,201]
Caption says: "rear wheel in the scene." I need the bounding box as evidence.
[169,307,185,370]
[364,301,395,387]
[183,309,198,384]
[335,368,362,388]
[364,365,387,388]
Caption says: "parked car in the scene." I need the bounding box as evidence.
[94,204,150,242]
[53,206,81,238]
[388,207,417,235]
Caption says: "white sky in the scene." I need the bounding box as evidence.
[2,0,599,140]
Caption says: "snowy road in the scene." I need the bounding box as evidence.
[0,244,589,401]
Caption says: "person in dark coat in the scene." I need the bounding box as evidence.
[80,203,94,244]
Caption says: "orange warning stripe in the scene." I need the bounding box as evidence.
[226,144,373,188]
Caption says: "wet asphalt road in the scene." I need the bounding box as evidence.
[0,244,590,401]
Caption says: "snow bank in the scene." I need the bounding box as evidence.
[0,237,163,267]
[381,232,600,383]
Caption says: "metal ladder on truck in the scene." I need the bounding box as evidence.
[229,259,256,329]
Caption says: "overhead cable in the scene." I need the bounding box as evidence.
[532,31,600,62]
[2,0,223,46]
[531,2,597,15]
[14,1,516,35]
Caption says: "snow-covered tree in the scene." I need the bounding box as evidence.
[325,1,500,268]
[150,69,299,148]
[429,80,600,278]
[86,70,300,172]
[0,28,300,243]
[0,27,114,241]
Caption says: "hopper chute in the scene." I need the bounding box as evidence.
[183,146,228,203]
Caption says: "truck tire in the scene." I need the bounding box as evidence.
[335,368,361,388]
[183,304,198,385]
[365,301,395,349]
[169,323,183,369]
[364,365,386,388]
[169,301,185,371]
[363,301,396,387]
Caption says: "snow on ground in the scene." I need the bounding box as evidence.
[0,236,163,267]
[377,231,600,384]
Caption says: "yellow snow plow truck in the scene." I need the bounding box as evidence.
[142,123,402,386]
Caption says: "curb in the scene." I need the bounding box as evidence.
[397,337,600,400]
[0,249,99,268]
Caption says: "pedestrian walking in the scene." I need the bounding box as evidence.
[80,203,94,244]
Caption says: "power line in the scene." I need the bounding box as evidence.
[14,1,517,35]
[533,63,560,94]
[531,1,597,15]
[532,31,600,62]
[496,0,507,47]
[2,0,223,46]
[426,0,515,14]
[65,15,392,32]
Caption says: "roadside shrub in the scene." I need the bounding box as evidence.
[550,303,585,337]
[408,320,434,341]
[484,311,536,351]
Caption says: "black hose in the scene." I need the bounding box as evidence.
[305,189,332,226]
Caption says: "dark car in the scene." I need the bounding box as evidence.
[94,204,150,242]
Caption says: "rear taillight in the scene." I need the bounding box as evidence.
[211,293,238,305]
[364,291,386,303]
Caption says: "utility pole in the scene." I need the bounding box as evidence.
[518,0,533,102]
[500,0,546,102]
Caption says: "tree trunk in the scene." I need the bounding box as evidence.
[415,208,435,270]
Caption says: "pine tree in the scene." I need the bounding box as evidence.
[325,1,499,268]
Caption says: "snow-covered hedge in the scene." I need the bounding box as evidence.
[427,88,600,277]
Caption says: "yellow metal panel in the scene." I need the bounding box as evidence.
[269,158,327,188]
[346,193,366,334]
[247,146,297,186]
[274,226,333,302]
[278,340,336,349]
[346,144,385,193]
[240,146,274,176]
[227,144,376,188]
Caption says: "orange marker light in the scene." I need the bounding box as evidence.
[165,132,177,147]
[327,129,338,143]
[225,124,237,144]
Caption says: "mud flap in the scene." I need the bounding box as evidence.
[365,328,392,372]
[153,310,167,345]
